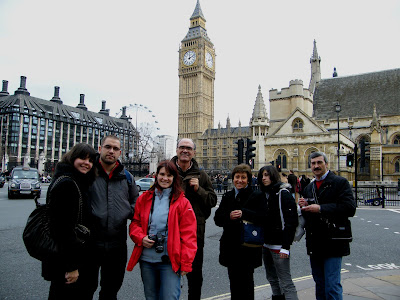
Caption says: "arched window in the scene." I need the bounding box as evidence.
[393,135,400,145]
[395,160,400,173]
[276,150,288,169]
[292,118,304,132]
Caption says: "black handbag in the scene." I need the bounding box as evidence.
[241,220,264,247]
[323,217,353,241]
[23,176,90,261]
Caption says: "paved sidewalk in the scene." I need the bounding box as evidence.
[255,269,400,300]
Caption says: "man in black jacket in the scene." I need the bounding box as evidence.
[287,170,297,198]
[171,138,217,300]
[86,135,139,300]
[299,152,356,300]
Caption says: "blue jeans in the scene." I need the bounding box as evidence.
[310,256,343,300]
[263,248,298,300]
[139,260,181,300]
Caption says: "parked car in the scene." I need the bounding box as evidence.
[0,175,5,188]
[8,166,41,199]
[136,177,155,192]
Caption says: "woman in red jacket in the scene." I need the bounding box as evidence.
[127,160,197,300]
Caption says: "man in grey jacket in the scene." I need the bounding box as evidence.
[85,135,138,300]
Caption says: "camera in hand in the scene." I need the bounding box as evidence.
[149,232,165,253]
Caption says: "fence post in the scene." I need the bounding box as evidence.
[381,185,385,208]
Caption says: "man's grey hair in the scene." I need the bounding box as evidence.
[309,151,328,163]
[176,138,196,150]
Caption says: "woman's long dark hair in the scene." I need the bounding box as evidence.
[257,165,281,192]
[150,160,183,200]
[59,143,97,179]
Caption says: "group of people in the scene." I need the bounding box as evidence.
[42,136,217,300]
[215,153,356,300]
[40,135,356,300]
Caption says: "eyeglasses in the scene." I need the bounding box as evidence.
[178,146,194,151]
[103,145,120,152]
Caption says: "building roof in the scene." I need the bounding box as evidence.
[0,93,134,132]
[202,126,251,137]
[313,68,400,120]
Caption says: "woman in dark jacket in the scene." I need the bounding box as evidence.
[42,143,96,299]
[257,165,299,300]
[214,164,264,300]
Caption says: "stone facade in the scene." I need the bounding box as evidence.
[177,2,400,181]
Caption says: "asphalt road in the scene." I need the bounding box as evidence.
[0,183,399,299]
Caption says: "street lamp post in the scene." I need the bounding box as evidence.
[335,102,341,175]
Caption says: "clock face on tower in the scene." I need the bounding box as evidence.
[183,50,196,66]
[205,52,213,68]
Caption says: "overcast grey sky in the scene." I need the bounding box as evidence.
[1,0,399,139]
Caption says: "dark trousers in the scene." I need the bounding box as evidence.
[82,243,128,300]
[48,273,93,300]
[227,265,255,300]
[49,278,81,300]
[186,246,204,300]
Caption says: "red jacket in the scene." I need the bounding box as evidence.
[126,189,197,273]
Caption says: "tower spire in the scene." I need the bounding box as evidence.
[309,39,321,94]
[182,0,210,42]
[191,0,206,22]
[251,85,268,121]
[311,39,319,61]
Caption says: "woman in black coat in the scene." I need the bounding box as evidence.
[214,164,265,300]
[42,143,96,299]
[257,165,299,300]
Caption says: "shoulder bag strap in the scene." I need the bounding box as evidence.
[277,188,290,230]
[48,175,83,224]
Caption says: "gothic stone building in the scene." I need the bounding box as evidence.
[178,1,400,181]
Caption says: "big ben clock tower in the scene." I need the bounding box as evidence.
[178,0,215,143]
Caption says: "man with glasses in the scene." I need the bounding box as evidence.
[172,138,217,300]
[85,135,139,299]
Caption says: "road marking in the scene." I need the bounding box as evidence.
[388,209,400,214]
[394,232,400,234]
[356,263,400,270]
[384,228,389,230]
[202,270,349,300]
[375,224,380,226]
[367,221,372,222]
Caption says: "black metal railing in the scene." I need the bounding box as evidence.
[353,185,400,207]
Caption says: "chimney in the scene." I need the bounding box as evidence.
[99,100,109,116]
[14,76,30,96]
[120,106,131,121]
[50,86,63,104]
[76,94,88,110]
[0,80,9,97]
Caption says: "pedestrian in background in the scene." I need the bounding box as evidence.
[214,164,264,300]
[299,152,356,300]
[42,143,96,299]
[256,165,299,300]
[127,160,197,300]
[287,170,297,200]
